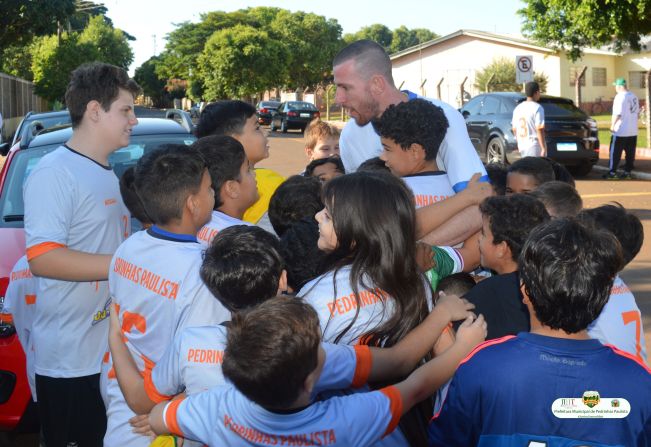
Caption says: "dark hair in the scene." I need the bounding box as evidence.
[200,226,284,312]
[519,219,622,333]
[529,181,583,218]
[280,218,330,291]
[525,81,540,98]
[223,297,321,409]
[480,194,550,261]
[507,157,555,189]
[317,171,429,346]
[269,176,323,237]
[371,99,449,161]
[358,156,390,173]
[304,157,345,178]
[541,157,575,187]
[485,162,508,196]
[119,166,152,225]
[191,135,246,209]
[333,39,393,83]
[578,203,643,266]
[65,62,141,128]
[195,100,256,138]
[134,145,205,225]
[436,272,476,297]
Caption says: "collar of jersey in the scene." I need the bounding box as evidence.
[518,332,605,352]
[147,225,198,243]
[64,144,112,170]
[402,90,419,101]
[404,170,447,178]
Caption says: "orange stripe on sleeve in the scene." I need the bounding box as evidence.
[379,386,403,437]
[26,242,66,261]
[24,294,36,305]
[164,397,185,436]
[144,368,174,404]
[459,335,516,366]
[605,343,651,374]
[352,345,372,388]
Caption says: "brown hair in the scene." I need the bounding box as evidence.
[304,119,341,150]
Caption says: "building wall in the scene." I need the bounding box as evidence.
[559,52,618,105]
[615,53,651,100]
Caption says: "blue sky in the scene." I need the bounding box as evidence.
[104,0,527,73]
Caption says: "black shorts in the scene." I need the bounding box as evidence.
[35,373,106,447]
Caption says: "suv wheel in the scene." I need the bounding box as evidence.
[486,137,506,164]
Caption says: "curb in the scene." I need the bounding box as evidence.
[592,164,651,181]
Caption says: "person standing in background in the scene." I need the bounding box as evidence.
[511,81,546,158]
[605,77,639,180]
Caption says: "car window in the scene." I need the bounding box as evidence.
[0,133,196,230]
[461,97,482,116]
[16,114,72,145]
[481,96,501,115]
[499,98,515,114]
[539,99,587,118]
[289,102,317,111]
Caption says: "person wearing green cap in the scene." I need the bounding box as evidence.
[605,77,639,180]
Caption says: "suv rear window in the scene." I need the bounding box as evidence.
[539,99,587,119]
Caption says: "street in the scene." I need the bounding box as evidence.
[259,127,651,363]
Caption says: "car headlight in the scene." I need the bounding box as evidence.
[587,118,598,130]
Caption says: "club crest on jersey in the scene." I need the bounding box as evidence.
[92,298,111,326]
[582,391,600,408]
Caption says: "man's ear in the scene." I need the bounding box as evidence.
[86,100,102,123]
[277,270,288,295]
[369,74,386,96]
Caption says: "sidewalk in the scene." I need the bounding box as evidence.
[595,145,651,180]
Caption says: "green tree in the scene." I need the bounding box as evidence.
[134,56,168,107]
[346,24,393,51]
[519,0,651,60]
[474,57,548,93]
[79,15,133,69]
[390,26,437,53]
[0,0,76,49]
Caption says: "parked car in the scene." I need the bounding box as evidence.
[0,118,196,432]
[270,101,320,133]
[459,92,599,175]
[256,100,281,125]
[1,110,72,155]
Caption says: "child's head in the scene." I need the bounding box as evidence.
[478,194,550,272]
[279,218,329,292]
[436,272,476,297]
[223,296,322,409]
[519,218,622,333]
[529,181,583,218]
[191,135,258,214]
[372,98,449,176]
[485,162,508,196]
[506,157,555,194]
[541,157,575,187]
[196,100,269,164]
[524,81,541,99]
[200,225,285,312]
[269,175,323,237]
[304,119,341,161]
[578,203,643,267]
[119,166,153,228]
[304,157,345,183]
[134,144,213,228]
[357,156,391,173]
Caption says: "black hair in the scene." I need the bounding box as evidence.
[485,162,508,196]
[134,144,206,225]
[525,81,540,98]
[436,272,476,297]
[541,157,575,187]
[191,135,246,209]
[200,225,284,312]
[304,156,345,179]
[371,99,449,161]
[223,297,321,409]
[358,156,390,173]
[529,181,583,218]
[119,166,152,225]
[519,218,622,333]
[578,203,643,266]
[333,39,393,83]
[316,171,429,346]
[507,157,555,189]
[279,218,330,292]
[479,194,550,262]
[269,176,323,237]
[195,100,256,138]
[65,62,141,128]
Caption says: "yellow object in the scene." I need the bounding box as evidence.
[149,435,177,447]
[243,168,285,224]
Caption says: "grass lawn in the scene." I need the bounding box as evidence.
[592,114,648,148]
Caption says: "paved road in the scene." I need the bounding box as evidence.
[259,128,651,364]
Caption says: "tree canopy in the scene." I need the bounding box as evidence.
[474,57,548,93]
[0,0,76,49]
[344,24,438,54]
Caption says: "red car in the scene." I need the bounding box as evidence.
[0,118,196,432]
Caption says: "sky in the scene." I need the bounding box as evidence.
[104,0,527,74]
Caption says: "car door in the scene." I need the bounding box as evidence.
[476,95,501,150]
[272,102,285,127]
[460,96,484,152]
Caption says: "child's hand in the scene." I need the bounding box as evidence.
[462,173,493,205]
[435,291,475,322]
[455,314,487,351]
[129,414,156,439]
[415,241,436,272]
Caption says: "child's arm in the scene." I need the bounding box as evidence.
[29,249,112,281]
[367,293,475,381]
[108,303,158,415]
[419,206,482,247]
[456,232,481,272]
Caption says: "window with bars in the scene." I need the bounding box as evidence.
[628,71,647,89]
[592,67,607,86]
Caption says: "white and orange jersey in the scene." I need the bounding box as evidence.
[3,256,38,400]
[197,210,252,248]
[23,145,129,378]
[402,172,455,209]
[589,275,647,363]
[511,101,545,157]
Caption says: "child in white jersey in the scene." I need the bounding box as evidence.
[148,296,486,447]
[194,135,259,246]
[104,145,229,447]
[23,62,140,446]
